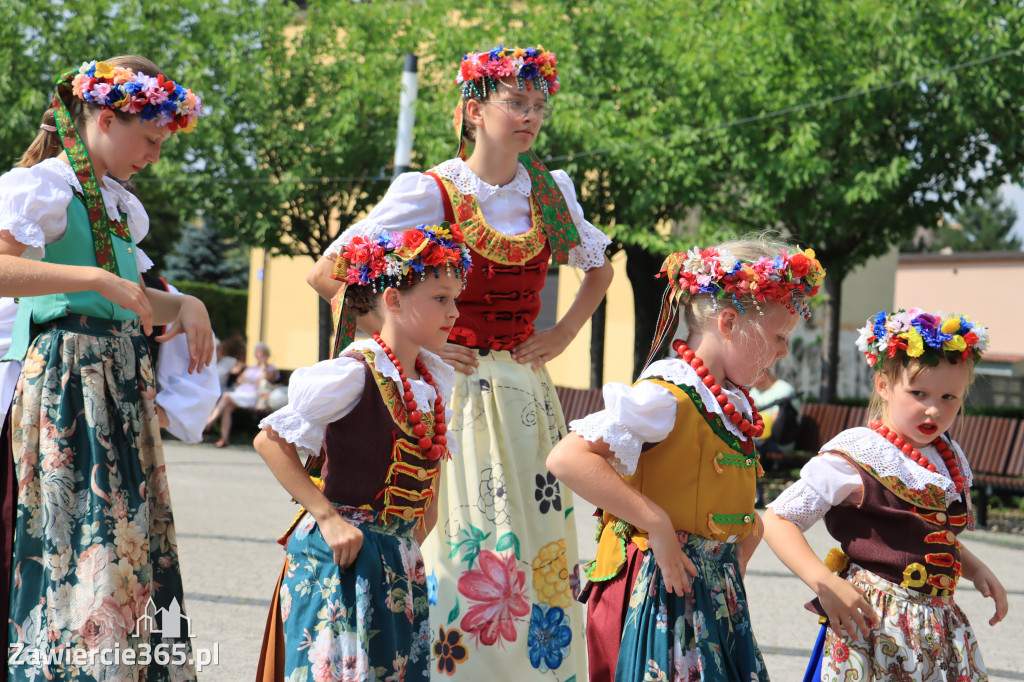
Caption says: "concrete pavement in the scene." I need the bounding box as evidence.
[166,440,1024,680]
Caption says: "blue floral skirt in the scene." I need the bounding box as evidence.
[7,315,194,681]
[278,506,431,682]
[612,532,769,682]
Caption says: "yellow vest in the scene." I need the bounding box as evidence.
[588,378,761,582]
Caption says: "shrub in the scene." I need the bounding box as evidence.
[169,280,248,341]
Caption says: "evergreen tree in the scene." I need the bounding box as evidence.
[163,220,249,290]
[905,188,1024,253]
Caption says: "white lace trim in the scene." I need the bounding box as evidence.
[40,158,150,241]
[822,427,971,505]
[640,358,755,442]
[570,410,645,476]
[567,224,611,271]
[260,407,325,456]
[0,214,46,249]
[346,338,455,411]
[767,479,834,532]
[433,157,532,201]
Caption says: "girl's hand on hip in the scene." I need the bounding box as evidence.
[818,574,878,641]
[647,526,698,597]
[511,326,572,369]
[96,272,154,335]
[155,295,214,373]
[319,514,364,568]
[432,342,478,375]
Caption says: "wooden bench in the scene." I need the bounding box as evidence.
[555,385,606,425]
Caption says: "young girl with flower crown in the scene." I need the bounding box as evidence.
[763,308,1008,682]
[0,57,210,681]
[547,238,824,681]
[306,45,612,679]
[254,224,471,682]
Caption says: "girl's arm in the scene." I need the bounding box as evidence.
[415,477,441,545]
[761,509,877,641]
[254,427,364,567]
[960,542,1008,625]
[512,257,614,369]
[547,432,697,596]
[307,255,343,302]
[145,286,214,374]
[0,234,153,330]
[735,512,763,577]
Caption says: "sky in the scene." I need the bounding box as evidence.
[1001,181,1024,242]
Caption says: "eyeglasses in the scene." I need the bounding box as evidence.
[485,98,553,122]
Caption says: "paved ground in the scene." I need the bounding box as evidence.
[167,440,1024,681]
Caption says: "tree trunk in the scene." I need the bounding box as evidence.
[590,297,606,388]
[318,297,333,361]
[624,244,666,379]
[819,272,843,403]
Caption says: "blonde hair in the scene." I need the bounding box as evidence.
[17,55,165,168]
[867,356,977,433]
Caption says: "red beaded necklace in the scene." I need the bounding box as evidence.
[372,332,449,461]
[868,419,964,493]
[672,340,764,439]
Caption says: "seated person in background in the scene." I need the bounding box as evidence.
[217,332,247,391]
[750,368,801,455]
[205,341,279,447]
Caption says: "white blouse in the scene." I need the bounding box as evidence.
[0,157,153,272]
[324,157,610,271]
[768,427,973,532]
[569,358,759,475]
[260,338,457,458]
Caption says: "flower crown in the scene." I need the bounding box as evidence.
[660,246,825,317]
[855,308,988,368]
[456,45,560,100]
[68,60,202,133]
[339,223,473,288]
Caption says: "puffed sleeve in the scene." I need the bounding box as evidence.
[154,284,221,442]
[767,454,863,531]
[569,380,678,475]
[259,357,366,456]
[551,170,611,271]
[325,172,446,257]
[0,165,73,259]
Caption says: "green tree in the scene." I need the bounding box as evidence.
[163,220,249,289]
[904,187,1024,253]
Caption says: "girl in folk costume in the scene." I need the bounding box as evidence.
[0,57,211,681]
[547,239,825,682]
[307,45,613,679]
[255,224,471,682]
[764,309,1008,682]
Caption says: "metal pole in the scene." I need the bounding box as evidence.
[393,53,418,179]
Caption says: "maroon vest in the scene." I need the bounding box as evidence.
[320,353,440,526]
[823,452,970,596]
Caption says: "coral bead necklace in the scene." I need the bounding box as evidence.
[672,340,764,439]
[868,419,964,493]
[372,332,449,461]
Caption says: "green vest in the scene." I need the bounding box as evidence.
[3,193,140,362]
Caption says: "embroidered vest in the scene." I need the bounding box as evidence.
[320,351,441,526]
[823,450,971,596]
[588,378,760,581]
[3,193,139,362]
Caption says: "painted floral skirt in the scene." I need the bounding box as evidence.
[807,564,987,681]
[7,316,194,681]
[419,349,585,681]
[279,506,431,682]
[601,532,768,682]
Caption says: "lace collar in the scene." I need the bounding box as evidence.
[433,157,532,201]
[822,427,972,505]
[347,338,456,407]
[640,358,754,442]
[39,157,149,243]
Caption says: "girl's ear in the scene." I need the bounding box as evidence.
[96,109,116,134]
[716,308,738,339]
[875,372,891,402]
[464,98,486,129]
[382,287,402,315]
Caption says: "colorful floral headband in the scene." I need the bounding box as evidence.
[855,308,988,368]
[337,223,473,289]
[67,60,202,133]
[456,45,560,100]
[660,246,825,317]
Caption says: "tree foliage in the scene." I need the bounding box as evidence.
[903,187,1023,253]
